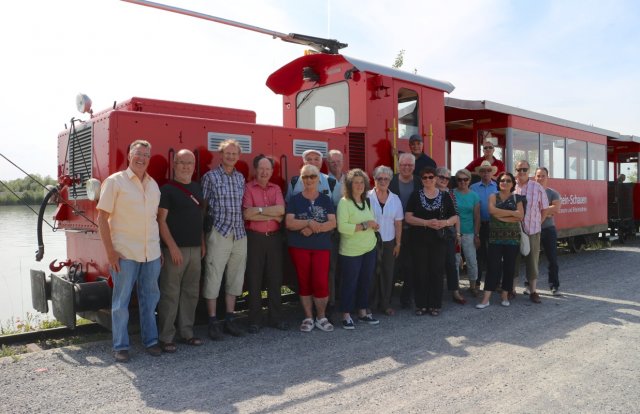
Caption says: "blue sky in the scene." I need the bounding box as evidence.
[1,0,639,180]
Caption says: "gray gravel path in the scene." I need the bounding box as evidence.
[2,241,639,413]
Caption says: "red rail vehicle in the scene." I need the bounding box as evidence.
[30,0,638,329]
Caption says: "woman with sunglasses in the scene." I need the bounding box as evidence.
[337,169,381,329]
[367,165,403,316]
[452,168,481,303]
[405,167,458,316]
[285,164,337,332]
[476,172,524,309]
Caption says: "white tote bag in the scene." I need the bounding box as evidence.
[519,223,530,256]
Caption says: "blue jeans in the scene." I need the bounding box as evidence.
[339,249,377,313]
[459,234,478,283]
[111,258,161,351]
[540,226,560,288]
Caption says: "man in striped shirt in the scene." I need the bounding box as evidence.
[513,160,549,303]
[202,139,247,339]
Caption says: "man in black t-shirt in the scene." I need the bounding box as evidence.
[157,149,205,352]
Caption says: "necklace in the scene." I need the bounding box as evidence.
[353,198,366,211]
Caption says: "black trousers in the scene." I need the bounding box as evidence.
[246,231,283,325]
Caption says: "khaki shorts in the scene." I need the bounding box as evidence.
[203,228,247,298]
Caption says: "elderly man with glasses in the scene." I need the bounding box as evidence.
[513,160,549,303]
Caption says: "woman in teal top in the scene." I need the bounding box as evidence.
[337,169,380,329]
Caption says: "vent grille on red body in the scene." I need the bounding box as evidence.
[348,132,365,170]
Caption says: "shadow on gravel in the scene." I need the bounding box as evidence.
[50,242,640,413]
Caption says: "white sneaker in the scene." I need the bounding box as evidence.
[551,287,561,296]
[475,302,490,309]
[501,300,510,307]
[315,317,334,332]
[523,287,531,295]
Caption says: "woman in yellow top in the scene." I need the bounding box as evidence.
[337,169,380,330]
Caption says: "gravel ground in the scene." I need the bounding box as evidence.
[1,241,639,413]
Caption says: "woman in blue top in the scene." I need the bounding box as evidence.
[285,165,337,332]
[452,168,480,304]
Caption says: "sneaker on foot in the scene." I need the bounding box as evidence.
[523,287,531,295]
[475,302,490,309]
[342,318,355,330]
[208,320,224,340]
[358,314,380,325]
[315,317,334,332]
[501,300,510,307]
[551,287,561,296]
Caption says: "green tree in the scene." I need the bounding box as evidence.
[392,49,405,69]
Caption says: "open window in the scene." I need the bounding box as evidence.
[398,88,419,139]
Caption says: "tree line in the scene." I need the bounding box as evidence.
[0,175,57,206]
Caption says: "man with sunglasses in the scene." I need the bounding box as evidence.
[466,139,505,180]
[513,160,549,303]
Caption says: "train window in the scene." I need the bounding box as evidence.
[296,82,349,131]
[511,129,540,174]
[541,134,565,178]
[588,142,606,181]
[398,88,419,139]
[567,139,587,179]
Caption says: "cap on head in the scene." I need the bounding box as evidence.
[409,134,422,143]
[302,149,323,160]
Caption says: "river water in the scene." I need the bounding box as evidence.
[0,205,66,325]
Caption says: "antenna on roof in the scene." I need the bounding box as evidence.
[121,0,348,54]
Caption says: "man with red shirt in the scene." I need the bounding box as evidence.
[243,155,288,333]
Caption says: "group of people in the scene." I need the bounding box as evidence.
[97,136,561,363]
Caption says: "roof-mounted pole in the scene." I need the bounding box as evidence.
[121,0,348,54]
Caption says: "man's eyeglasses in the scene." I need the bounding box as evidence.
[131,151,151,159]
[375,177,390,182]
[479,169,492,173]
[457,177,470,182]
[516,168,529,173]
[175,161,195,165]
[399,164,414,168]
[437,175,450,181]
[301,174,318,180]
[421,175,435,180]
[483,146,494,150]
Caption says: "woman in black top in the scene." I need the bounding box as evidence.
[405,167,458,316]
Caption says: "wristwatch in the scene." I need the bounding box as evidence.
[361,221,368,230]
[258,207,263,214]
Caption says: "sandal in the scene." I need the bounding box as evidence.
[184,337,204,346]
[430,309,441,317]
[384,308,395,316]
[415,308,428,316]
[159,341,177,353]
[299,318,314,332]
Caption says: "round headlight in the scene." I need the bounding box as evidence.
[86,178,101,201]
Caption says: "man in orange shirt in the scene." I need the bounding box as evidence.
[97,139,162,363]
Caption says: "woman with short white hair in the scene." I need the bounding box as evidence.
[368,165,403,316]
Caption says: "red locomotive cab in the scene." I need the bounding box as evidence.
[267,54,454,173]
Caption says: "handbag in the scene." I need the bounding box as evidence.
[519,222,530,256]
